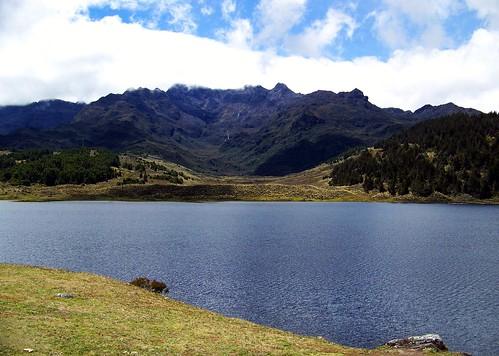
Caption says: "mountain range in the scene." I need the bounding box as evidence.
[0,84,481,176]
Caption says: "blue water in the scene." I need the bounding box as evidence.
[0,201,498,355]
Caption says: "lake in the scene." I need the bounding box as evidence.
[0,201,498,355]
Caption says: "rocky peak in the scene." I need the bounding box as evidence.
[268,83,299,101]
[414,104,441,114]
[338,88,369,101]
[166,84,190,98]
[413,102,481,120]
[272,82,293,93]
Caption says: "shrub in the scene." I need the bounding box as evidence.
[150,280,168,293]
[130,277,169,294]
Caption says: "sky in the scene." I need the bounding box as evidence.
[0,0,498,111]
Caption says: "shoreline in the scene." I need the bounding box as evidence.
[1,185,498,205]
[2,197,499,206]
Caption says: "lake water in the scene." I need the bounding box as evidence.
[1,201,498,355]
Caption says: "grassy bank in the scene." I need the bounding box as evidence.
[1,180,497,204]
[0,265,459,355]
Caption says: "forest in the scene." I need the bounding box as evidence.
[0,149,120,186]
[329,113,499,198]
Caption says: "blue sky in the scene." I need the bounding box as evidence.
[1,0,499,111]
[87,0,484,60]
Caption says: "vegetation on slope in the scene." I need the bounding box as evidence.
[120,155,188,185]
[329,113,499,199]
[0,264,406,355]
[0,149,119,186]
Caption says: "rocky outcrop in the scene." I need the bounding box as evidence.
[385,334,448,352]
[55,293,75,298]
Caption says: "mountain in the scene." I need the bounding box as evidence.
[329,112,499,198]
[412,103,481,120]
[0,84,482,176]
[0,100,85,135]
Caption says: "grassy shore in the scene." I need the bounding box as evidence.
[0,180,497,204]
[0,265,462,355]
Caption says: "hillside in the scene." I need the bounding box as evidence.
[0,264,461,355]
[329,113,499,199]
[0,100,84,135]
[0,84,481,176]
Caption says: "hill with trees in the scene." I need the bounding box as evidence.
[329,113,499,199]
[0,149,119,186]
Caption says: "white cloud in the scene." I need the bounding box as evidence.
[381,0,460,24]
[370,9,407,49]
[218,19,254,49]
[373,0,461,49]
[93,0,198,32]
[0,0,498,113]
[221,0,236,19]
[286,8,357,57]
[255,0,307,47]
[465,0,499,29]
[164,3,196,33]
[200,6,214,16]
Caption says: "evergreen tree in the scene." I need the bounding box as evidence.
[330,113,499,199]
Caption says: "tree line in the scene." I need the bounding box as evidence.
[0,149,120,186]
[329,112,499,198]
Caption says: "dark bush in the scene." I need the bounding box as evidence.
[120,177,141,185]
[130,277,169,294]
[149,279,168,293]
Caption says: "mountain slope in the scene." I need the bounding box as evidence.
[329,112,499,198]
[0,84,482,176]
[0,100,85,135]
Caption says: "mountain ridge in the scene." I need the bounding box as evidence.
[0,100,85,135]
[0,84,482,176]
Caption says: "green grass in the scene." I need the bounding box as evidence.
[0,265,462,355]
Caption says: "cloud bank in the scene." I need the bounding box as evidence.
[0,0,498,112]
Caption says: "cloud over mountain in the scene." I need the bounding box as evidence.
[0,0,498,112]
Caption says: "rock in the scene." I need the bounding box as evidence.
[23,348,34,353]
[55,293,75,299]
[385,334,448,352]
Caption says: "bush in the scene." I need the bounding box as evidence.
[149,280,168,293]
[130,277,169,294]
[120,177,141,185]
